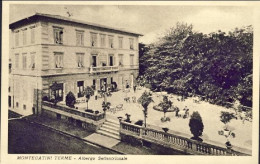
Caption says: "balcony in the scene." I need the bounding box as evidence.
[90,66,119,74]
[119,65,139,70]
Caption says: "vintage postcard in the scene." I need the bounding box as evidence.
[1,1,259,164]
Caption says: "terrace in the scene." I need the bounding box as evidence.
[68,87,252,154]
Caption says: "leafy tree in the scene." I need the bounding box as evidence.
[158,96,172,119]
[137,91,154,127]
[84,86,94,110]
[65,91,76,108]
[220,111,235,130]
[102,101,111,117]
[189,111,204,141]
[139,23,253,109]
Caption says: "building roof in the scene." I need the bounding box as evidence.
[9,13,143,36]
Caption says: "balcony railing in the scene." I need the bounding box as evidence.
[120,121,250,156]
[90,66,119,74]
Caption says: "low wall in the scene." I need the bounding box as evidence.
[119,121,250,156]
[42,101,105,132]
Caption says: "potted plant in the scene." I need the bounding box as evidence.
[219,111,236,148]
[102,101,111,118]
[125,113,131,123]
[137,91,154,127]
[162,127,169,133]
[117,116,123,122]
[158,96,172,122]
[65,91,76,108]
[84,86,94,110]
[189,111,204,142]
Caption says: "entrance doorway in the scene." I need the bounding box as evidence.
[100,78,107,91]
[50,82,64,101]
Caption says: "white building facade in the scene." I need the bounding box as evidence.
[9,13,142,116]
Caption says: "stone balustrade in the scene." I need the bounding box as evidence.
[90,66,119,74]
[42,101,105,121]
[120,121,249,156]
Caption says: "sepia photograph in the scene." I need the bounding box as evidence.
[1,1,259,164]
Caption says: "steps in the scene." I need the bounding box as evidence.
[97,119,120,140]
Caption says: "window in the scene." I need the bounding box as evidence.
[30,52,36,69]
[53,27,63,44]
[109,55,114,66]
[23,29,27,45]
[23,104,26,110]
[22,53,27,69]
[77,81,84,97]
[31,27,35,44]
[16,102,19,108]
[15,53,19,68]
[129,38,134,50]
[76,31,84,46]
[50,83,63,101]
[76,53,84,68]
[93,79,96,90]
[9,96,11,107]
[108,36,114,48]
[15,31,19,47]
[9,63,12,73]
[54,52,64,68]
[91,55,97,67]
[91,33,97,47]
[100,34,106,47]
[118,37,123,49]
[130,54,134,67]
[118,54,124,66]
[8,87,11,92]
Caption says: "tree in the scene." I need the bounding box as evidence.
[84,86,94,110]
[137,91,154,127]
[219,111,236,148]
[189,111,204,141]
[102,101,111,117]
[158,96,172,120]
[220,111,235,130]
[65,91,76,108]
[139,23,252,108]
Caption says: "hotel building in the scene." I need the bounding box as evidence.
[9,13,142,116]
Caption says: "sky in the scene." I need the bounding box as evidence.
[10,4,254,44]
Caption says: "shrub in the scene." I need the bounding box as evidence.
[85,109,94,113]
[189,111,204,141]
[65,92,76,108]
[161,117,170,122]
[135,120,143,126]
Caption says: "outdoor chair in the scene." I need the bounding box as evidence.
[116,104,124,111]
[108,106,116,114]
